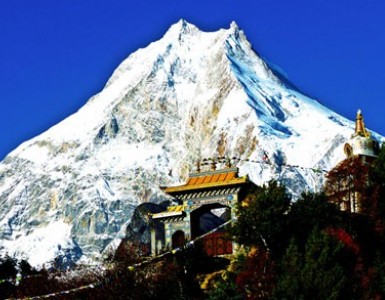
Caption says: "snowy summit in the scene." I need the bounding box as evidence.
[0,20,382,266]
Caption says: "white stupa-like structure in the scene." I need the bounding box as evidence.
[343,109,380,162]
[327,109,381,213]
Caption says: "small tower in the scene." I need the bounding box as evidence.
[344,109,379,162]
[327,109,380,213]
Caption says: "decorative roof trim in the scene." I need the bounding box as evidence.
[188,167,239,178]
[165,176,248,194]
[152,210,185,219]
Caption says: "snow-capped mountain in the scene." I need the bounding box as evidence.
[0,20,382,267]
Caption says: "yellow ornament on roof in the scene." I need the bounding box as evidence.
[354,109,370,138]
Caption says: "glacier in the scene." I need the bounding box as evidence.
[0,19,382,267]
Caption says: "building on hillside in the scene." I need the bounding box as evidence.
[326,110,380,213]
[150,159,251,256]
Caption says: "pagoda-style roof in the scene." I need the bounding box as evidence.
[164,167,248,194]
[152,205,185,220]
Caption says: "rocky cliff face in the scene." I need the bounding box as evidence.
[0,20,381,267]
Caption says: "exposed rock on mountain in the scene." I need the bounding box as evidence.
[0,20,382,266]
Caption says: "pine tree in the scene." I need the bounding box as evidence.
[273,231,353,300]
[272,239,303,299]
[368,144,385,232]
[231,180,291,257]
[288,192,343,248]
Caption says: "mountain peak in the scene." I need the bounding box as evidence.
[166,19,199,39]
[1,20,381,267]
[229,21,239,31]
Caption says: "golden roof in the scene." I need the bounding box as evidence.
[151,205,185,219]
[164,168,248,194]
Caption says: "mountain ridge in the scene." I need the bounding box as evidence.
[0,20,382,267]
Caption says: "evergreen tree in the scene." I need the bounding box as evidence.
[370,144,385,187]
[369,252,385,299]
[274,230,353,300]
[0,255,17,279]
[272,239,303,299]
[288,192,343,248]
[368,144,385,232]
[231,180,291,257]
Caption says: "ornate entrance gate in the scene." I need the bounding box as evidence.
[151,163,250,255]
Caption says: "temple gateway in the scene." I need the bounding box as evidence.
[151,161,251,256]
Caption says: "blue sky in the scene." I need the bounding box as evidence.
[1,0,384,160]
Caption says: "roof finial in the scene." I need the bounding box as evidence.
[355,109,370,137]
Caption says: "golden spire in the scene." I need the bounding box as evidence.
[355,109,370,137]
